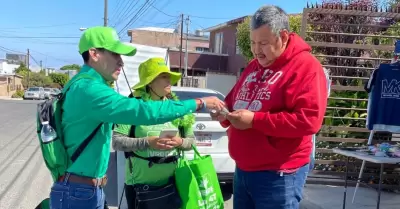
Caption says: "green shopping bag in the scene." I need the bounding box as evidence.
[175,146,224,209]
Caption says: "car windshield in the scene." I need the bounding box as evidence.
[173,90,225,113]
[44,88,51,92]
[27,87,40,91]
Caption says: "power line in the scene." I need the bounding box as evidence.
[0,23,80,30]
[31,49,74,64]
[109,0,124,23]
[30,49,75,64]
[0,45,76,65]
[29,55,41,66]
[0,46,24,54]
[0,36,79,39]
[113,0,141,28]
[149,4,178,17]
[118,0,155,35]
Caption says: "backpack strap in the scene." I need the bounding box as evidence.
[71,123,103,162]
[61,73,104,163]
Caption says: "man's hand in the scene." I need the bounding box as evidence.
[210,111,227,122]
[226,109,255,130]
[147,136,174,150]
[166,136,183,147]
[199,96,225,112]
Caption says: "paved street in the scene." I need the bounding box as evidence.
[0,100,52,209]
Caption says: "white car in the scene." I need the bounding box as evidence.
[43,88,52,99]
[23,87,45,100]
[172,86,235,190]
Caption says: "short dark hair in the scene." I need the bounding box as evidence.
[251,5,289,36]
[81,48,105,63]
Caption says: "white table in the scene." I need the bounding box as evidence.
[332,148,400,209]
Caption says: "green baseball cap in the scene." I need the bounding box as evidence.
[78,26,136,56]
[132,57,181,90]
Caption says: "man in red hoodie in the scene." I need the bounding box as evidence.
[212,5,328,209]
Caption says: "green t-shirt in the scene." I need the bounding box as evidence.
[124,122,194,186]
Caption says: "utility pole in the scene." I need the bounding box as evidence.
[184,16,189,79]
[104,0,108,26]
[40,60,43,71]
[27,49,30,88]
[179,14,184,86]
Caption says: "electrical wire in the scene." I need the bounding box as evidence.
[148,4,178,17]
[118,0,156,35]
[0,23,80,30]
[109,0,124,23]
[113,0,141,28]
[0,35,79,39]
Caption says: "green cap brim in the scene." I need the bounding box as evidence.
[108,42,137,56]
[132,71,181,90]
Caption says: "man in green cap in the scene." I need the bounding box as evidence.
[48,26,225,209]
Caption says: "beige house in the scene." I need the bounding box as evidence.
[0,74,24,96]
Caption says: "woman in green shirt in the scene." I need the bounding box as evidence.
[112,57,195,209]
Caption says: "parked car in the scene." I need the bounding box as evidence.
[51,88,61,95]
[172,86,235,190]
[23,87,45,100]
[43,88,52,99]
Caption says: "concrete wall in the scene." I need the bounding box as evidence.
[0,75,24,96]
[129,30,209,52]
[168,50,228,72]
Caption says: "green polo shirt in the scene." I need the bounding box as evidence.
[62,65,197,178]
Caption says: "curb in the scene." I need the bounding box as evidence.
[0,98,23,100]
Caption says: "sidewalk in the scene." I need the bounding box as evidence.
[303,184,400,209]
[0,96,22,100]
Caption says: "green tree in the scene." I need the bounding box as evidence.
[236,15,304,61]
[60,64,81,71]
[22,72,53,88]
[14,63,31,77]
[49,73,69,87]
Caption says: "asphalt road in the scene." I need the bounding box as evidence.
[0,99,322,209]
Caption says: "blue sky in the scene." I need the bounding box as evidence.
[0,0,309,69]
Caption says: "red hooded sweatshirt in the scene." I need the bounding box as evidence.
[222,33,328,171]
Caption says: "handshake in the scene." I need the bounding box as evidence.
[199,96,254,130]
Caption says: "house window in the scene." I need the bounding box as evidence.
[214,32,223,53]
[195,47,209,52]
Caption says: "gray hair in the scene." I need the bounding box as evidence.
[251,5,290,36]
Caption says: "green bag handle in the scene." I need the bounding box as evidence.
[192,145,202,159]
[179,145,202,162]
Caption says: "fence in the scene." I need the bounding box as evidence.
[301,3,400,190]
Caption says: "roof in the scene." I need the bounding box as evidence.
[0,74,23,78]
[128,27,208,41]
[133,27,176,33]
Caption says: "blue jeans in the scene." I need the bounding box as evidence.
[49,174,105,209]
[233,164,309,209]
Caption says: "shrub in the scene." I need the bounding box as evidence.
[11,90,24,98]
